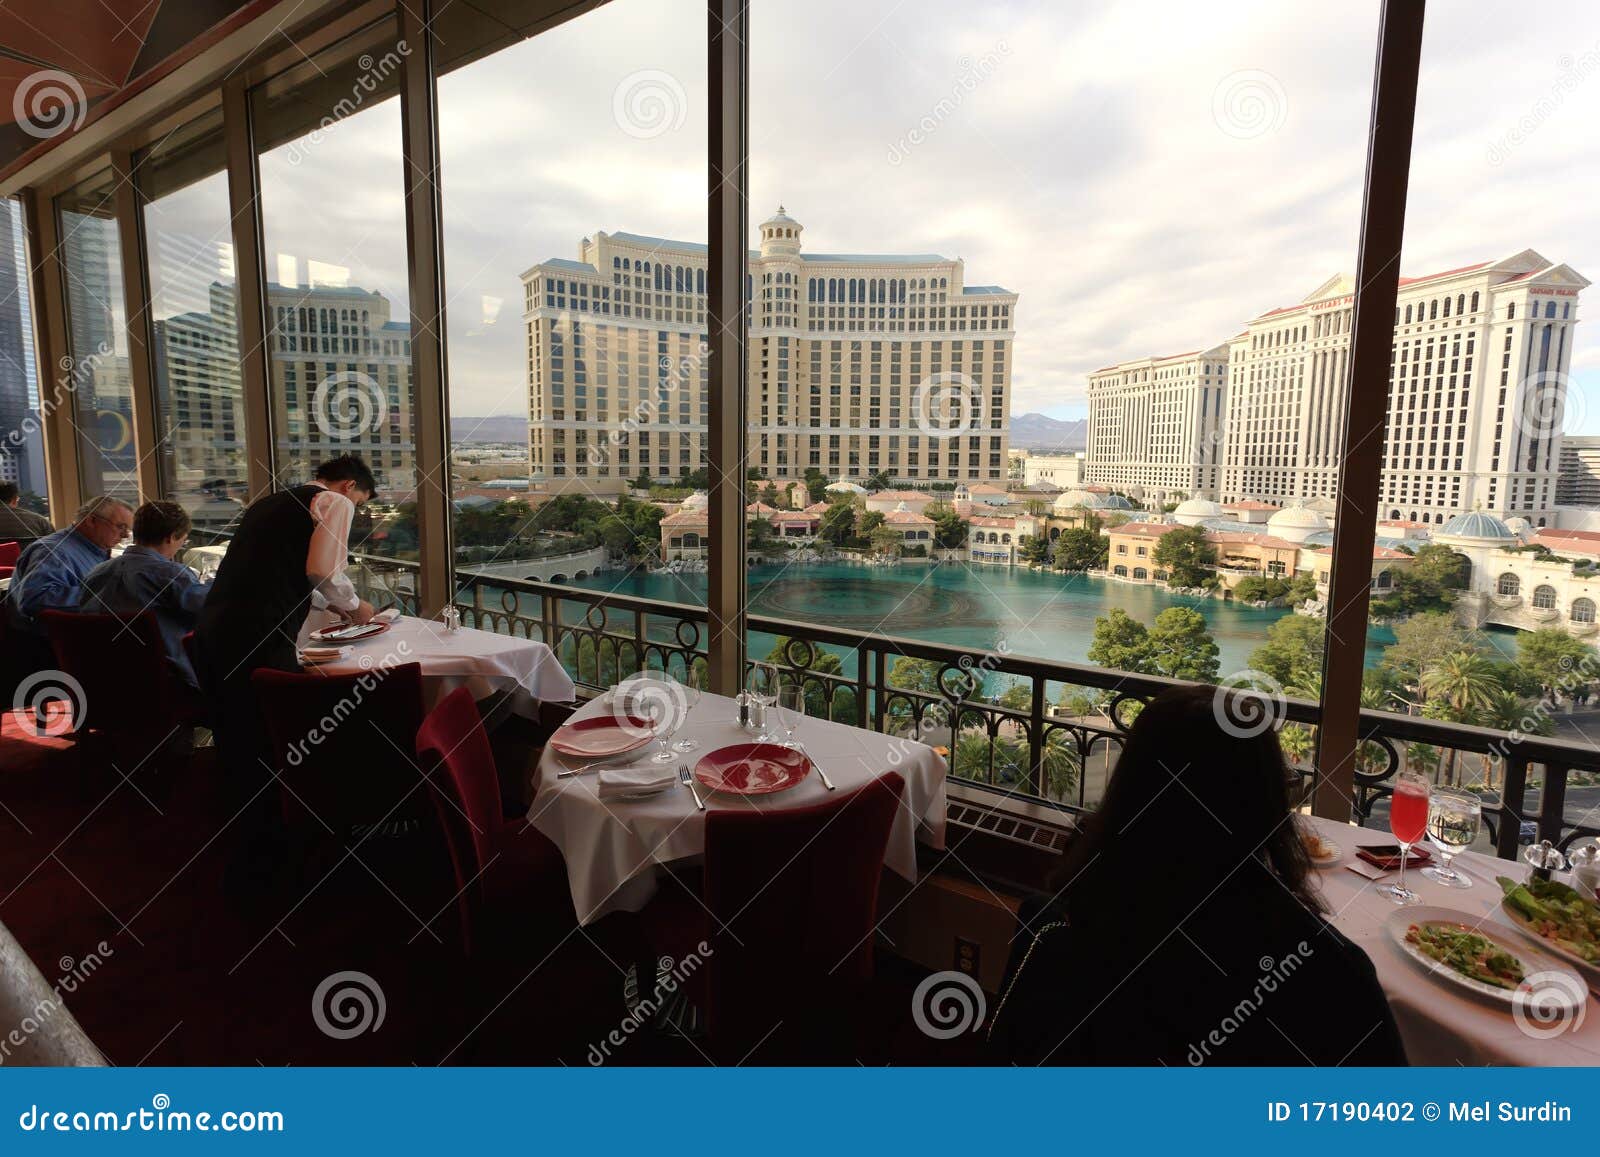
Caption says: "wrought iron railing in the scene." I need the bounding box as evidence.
[188,531,1600,860]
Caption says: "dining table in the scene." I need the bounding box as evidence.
[292,611,576,722]
[1305,813,1600,1066]
[528,689,949,925]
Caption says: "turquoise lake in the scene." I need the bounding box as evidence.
[539,561,1403,676]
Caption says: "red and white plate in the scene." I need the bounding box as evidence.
[550,714,657,759]
[693,742,812,796]
[309,620,392,643]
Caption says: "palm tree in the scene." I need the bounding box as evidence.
[1420,652,1501,786]
[1278,723,1314,769]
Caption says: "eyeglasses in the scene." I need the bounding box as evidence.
[92,512,133,537]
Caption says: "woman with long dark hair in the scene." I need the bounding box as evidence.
[988,685,1405,1065]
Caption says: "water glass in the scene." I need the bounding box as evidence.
[673,667,704,753]
[776,682,806,748]
[1422,787,1480,889]
[747,665,778,741]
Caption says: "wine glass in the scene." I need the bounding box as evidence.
[776,682,806,748]
[1382,771,1429,905]
[1422,787,1480,889]
[673,666,703,753]
[747,665,778,741]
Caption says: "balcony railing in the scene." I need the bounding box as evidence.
[188,530,1600,861]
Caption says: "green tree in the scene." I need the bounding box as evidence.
[1249,614,1326,692]
[764,636,856,723]
[857,510,886,535]
[1017,535,1049,566]
[1419,651,1501,718]
[1279,723,1315,768]
[865,470,893,492]
[802,468,829,504]
[1233,576,1291,603]
[996,682,1032,712]
[1053,523,1108,572]
[1382,612,1475,692]
[926,502,968,550]
[1087,608,1152,674]
[759,481,780,507]
[1152,524,1216,587]
[1145,607,1220,681]
[1516,628,1595,701]
[818,501,856,546]
[1372,543,1471,615]
[869,524,903,556]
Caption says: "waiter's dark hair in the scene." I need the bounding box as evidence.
[314,454,377,497]
[133,500,192,545]
[0,482,18,504]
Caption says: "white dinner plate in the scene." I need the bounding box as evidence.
[1386,905,1586,1016]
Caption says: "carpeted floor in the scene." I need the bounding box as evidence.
[0,710,962,1066]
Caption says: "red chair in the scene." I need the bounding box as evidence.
[415,687,573,955]
[0,539,18,580]
[252,662,428,834]
[641,771,906,1061]
[39,610,200,752]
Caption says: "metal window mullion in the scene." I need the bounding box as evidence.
[398,0,453,620]
[706,0,749,696]
[1315,0,1427,820]
[109,149,163,502]
[222,77,276,502]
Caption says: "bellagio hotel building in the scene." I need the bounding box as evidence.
[521,208,1017,495]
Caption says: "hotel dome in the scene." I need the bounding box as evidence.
[1266,504,1327,544]
[1172,497,1225,526]
[1438,511,1515,541]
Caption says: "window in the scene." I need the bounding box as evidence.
[57,169,137,504]
[137,108,247,533]
[1496,573,1520,596]
[0,198,43,508]
[251,21,417,559]
[1572,598,1595,624]
[1532,585,1558,610]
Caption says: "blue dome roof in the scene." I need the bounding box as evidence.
[1097,494,1137,511]
[1440,511,1514,540]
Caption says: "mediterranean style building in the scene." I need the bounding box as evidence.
[522,208,1018,495]
[1084,250,1587,526]
[1084,346,1228,498]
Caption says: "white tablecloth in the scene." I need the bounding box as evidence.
[529,691,949,924]
[1306,814,1600,1066]
[293,613,576,720]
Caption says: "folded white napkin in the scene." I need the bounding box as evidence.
[595,764,679,801]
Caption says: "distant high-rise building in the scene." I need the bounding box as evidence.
[1558,435,1600,508]
[1085,345,1228,501]
[0,198,40,494]
[522,208,1017,495]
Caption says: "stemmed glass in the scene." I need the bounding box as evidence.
[747,665,778,741]
[672,666,704,754]
[1382,771,1430,905]
[1422,786,1480,889]
[776,682,806,748]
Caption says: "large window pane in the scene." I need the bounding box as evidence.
[138,109,247,534]
[57,169,136,504]
[251,23,416,563]
[1,196,46,511]
[435,0,709,665]
[1357,3,1600,844]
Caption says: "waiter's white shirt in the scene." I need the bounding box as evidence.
[305,481,359,613]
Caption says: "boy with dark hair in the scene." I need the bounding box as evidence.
[0,481,54,542]
[80,500,212,689]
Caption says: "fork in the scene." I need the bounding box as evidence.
[679,764,706,811]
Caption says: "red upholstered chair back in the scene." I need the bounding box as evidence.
[252,662,427,831]
[415,688,504,950]
[701,772,905,1049]
[40,610,184,741]
[0,541,19,568]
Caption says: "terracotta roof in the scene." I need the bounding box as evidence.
[1112,522,1180,537]
[882,509,934,526]
[969,515,1017,529]
[1534,530,1600,555]
[870,490,929,501]
[1224,501,1277,510]
[660,509,708,527]
[1206,530,1301,551]
[1378,519,1432,528]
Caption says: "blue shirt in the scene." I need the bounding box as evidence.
[4,528,109,636]
[79,546,212,688]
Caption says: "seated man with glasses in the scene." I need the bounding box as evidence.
[2,495,134,678]
[80,501,212,690]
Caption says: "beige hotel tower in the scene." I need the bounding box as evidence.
[521,208,1017,495]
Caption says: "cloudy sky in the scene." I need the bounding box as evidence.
[151,0,1600,431]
